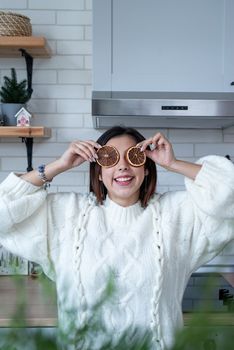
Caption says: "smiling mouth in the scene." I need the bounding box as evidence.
[114,176,134,185]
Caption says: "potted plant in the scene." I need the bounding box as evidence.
[0,68,30,126]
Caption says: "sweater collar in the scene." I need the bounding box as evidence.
[103,196,144,226]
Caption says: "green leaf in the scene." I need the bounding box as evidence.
[0,68,30,103]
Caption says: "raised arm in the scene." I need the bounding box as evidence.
[140,133,234,273]
[21,140,101,186]
[139,132,201,180]
[0,139,101,277]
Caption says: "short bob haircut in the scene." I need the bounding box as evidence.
[89,126,157,207]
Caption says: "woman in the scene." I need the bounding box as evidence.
[0,126,234,350]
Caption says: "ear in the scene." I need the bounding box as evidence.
[99,173,102,181]
[145,168,149,176]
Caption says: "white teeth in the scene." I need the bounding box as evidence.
[115,177,132,182]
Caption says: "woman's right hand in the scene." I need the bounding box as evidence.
[21,140,101,187]
[58,140,102,171]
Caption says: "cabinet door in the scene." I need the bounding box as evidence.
[224,0,234,91]
[111,0,225,92]
[93,0,112,91]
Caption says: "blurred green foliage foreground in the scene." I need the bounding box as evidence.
[0,272,234,350]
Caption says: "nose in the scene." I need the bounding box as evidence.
[117,153,130,171]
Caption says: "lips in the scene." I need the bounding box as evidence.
[114,176,134,186]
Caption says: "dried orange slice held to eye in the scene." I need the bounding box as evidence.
[97,145,120,167]
[126,146,146,167]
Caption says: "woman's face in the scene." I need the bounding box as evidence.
[99,135,146,207]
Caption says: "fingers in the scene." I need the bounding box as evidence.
[71,140,101,162]
[137,132,170,152]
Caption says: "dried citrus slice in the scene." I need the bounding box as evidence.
[97,145,120,167]
[126,146,146,167]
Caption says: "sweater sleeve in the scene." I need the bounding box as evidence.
[185,155,234,219]
[0,172,84,281]
[184,155,234,272]
[0,173,95,280]
[0,172,55,278]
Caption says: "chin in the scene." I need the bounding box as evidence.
[111,189,139,201]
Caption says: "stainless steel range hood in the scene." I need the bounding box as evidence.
[92,91,234,129]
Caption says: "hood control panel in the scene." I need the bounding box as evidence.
[161,105,188,110]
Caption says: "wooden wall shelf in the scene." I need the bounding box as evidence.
[0,36,51,58]
[0,37,52,171]
[0,127,51,138]
[0,127,51,171]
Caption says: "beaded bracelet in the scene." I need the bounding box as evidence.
[38,164,52,189]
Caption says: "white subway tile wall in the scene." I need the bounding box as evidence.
[0,0,234,308]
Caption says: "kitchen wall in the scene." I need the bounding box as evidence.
[1,1,234,193]
[0,0,234,311]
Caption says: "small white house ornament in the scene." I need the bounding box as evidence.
[15,107,32,127]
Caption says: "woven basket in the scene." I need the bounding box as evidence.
[0,11,32,36]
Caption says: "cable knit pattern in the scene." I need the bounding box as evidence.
[149,197,165,350]
[0,156,234,349]
[80,198,153,336]
[73,194,96,327]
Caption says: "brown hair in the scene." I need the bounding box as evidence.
[89,126,157,207]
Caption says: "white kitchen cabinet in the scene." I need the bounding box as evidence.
[224,0,234,91]
[93,0,234,92]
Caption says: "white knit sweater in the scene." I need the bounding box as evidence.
[0,155,234,349]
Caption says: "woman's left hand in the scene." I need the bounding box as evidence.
[138,132,177,169]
